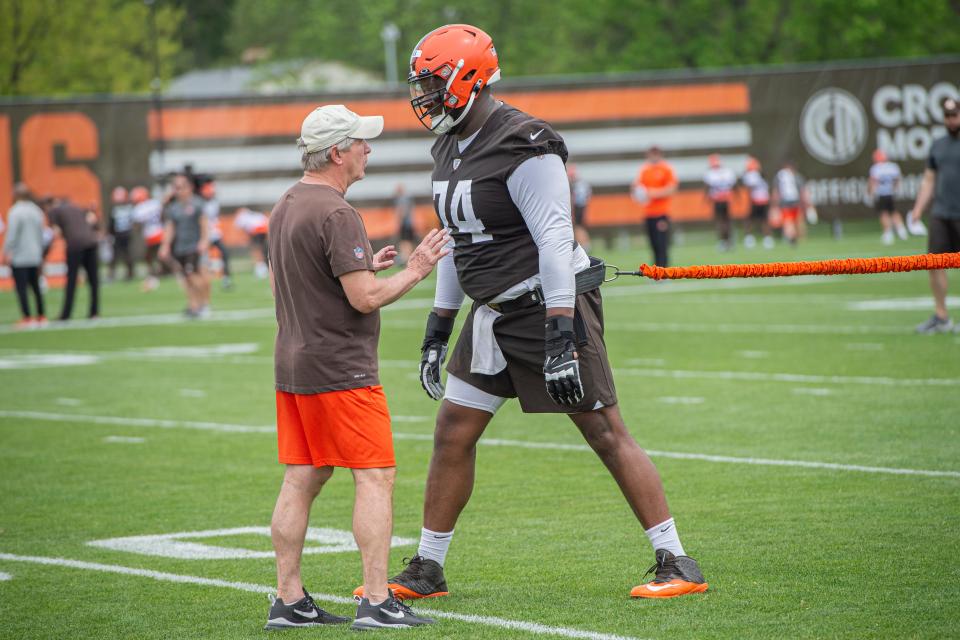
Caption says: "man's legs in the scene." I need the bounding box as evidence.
[59,250,81,320]
[81,246,99,317]
[27,267,45,318]
[568,404,670,529]
[12,267,32,318]
[271,464,333,603]
[422,401,494,532]
[352,466,396,604]
[930,269,949,320]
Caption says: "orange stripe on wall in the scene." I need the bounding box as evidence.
[0,115,12,214]
[149,82,749,141]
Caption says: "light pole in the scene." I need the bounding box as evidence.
[380,23,400,85]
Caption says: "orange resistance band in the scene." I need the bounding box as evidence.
[635,252,960,280]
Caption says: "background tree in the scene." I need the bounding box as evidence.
[2,0,958,97]
[0,0,183,96]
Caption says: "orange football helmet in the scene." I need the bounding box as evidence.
[408,24,501,135]
[130,186,150,204]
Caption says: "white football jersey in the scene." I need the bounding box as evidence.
[741,170,769,204]
[203,199,222,241]
[869,161,901,197]
[133,199,163,240]
[775,169,803,206]
[235,209,268,235]
[704,167,737,201]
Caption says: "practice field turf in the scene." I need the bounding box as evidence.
[1,223,958,639]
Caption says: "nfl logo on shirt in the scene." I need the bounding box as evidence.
[354,246,364,260]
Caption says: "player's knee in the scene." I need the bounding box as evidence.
[433,409,481,455]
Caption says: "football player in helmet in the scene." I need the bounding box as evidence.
[360,24,707,601]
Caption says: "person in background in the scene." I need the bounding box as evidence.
[567,163,593,252]
[234,207,270,279]
[159,174,210,317]
[108,186,135,281]
[909,97,960,334]
[393,183,416,264]
[200,181,232,290]
[131,186,165,292]
[47,197,100,321]
[702,154,737,251]
[2,184,46,328]
[740,157,773,249]
[868,149,908,246]
[771,160,809,246]
[632,146,678,267]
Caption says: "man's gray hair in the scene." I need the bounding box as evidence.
[298,137,357,172]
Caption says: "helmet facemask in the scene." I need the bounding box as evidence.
[409,60,483,135]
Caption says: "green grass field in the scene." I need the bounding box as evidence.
[1,223,959,639]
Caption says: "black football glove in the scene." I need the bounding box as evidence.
[420,312,455,401]
[543,315,584,407]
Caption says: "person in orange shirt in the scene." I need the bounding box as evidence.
[632,146,678,267]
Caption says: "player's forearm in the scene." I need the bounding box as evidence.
[912,173,935,216]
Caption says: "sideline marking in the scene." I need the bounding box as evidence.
[792,388,833,397]
[103,436,146,444]
[656,396,705,405]
[0,553,642,640]
[605,321,910,335]
[179,389,207,398]
[848,296,960,311]
[615,367,960,387]
[3,411,958,479]
[89,526,415,560]
[0,571,11,581]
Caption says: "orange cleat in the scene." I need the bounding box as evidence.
[353,556,449,601]
[630,549,708,599]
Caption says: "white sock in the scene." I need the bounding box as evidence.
[645,518,685,557]
[417,527,454,566]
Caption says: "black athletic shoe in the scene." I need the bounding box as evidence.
[263,588,350,630]
[353,555,449,600]
[630,549,709,598]
[351,589,435,630]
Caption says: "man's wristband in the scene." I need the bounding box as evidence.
[423,311,455,347]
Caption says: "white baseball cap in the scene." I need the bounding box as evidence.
[298,104,384,153]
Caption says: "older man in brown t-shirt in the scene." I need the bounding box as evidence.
[264,104,448,631]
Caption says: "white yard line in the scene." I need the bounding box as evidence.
[3,411,957,479]
[103,436,146,444]
[614,367,960,387]
[0,553,642,640]
[604,321,910,335]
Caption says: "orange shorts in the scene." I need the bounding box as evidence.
[781,206,800,223]
[276,386,395,469]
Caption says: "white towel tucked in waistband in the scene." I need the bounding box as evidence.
[470,305,507,375]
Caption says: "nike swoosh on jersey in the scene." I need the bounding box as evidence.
[530,128,545,140]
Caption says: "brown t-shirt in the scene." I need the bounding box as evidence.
[48,203,99,250]
[269,182,379,394]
